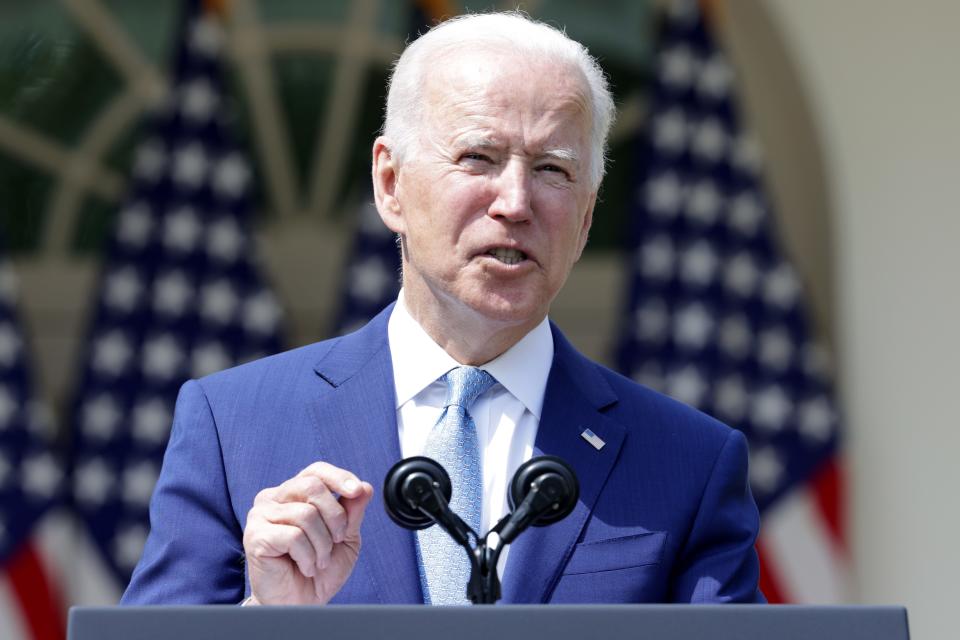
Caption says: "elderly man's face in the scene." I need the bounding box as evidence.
[381,50,597,332]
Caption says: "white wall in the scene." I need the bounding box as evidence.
[764,2,960,637]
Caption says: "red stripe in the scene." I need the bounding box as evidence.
[810,457,847,551]
[756,540,790,603]
[6,541,65,640]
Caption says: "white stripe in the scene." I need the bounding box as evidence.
[37,509,123,606]
[0,569,31,640]
[762,486,854,603]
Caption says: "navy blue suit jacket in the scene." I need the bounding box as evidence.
[122,305,763,604]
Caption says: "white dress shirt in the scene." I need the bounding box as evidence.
[387,291,553,573]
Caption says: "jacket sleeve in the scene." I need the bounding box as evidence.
[121,380,246,604]
[671,428,765,603]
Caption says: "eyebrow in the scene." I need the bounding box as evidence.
[454,137,581,165]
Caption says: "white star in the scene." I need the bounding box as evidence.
[350,257,395,304]
[180,77,219,122]
[192,341,232,377]
[213,153,251,198]
[113,524,149,571]
[691,117,728,163]
[92,330,133,376]
[154,270,194,317]
[189,16,223,56]
[0,262,18,302]
[132,398,172,445]
[0,451,11,488]
[103,266,143,313]
[652,107,687,154]
[117,202,155,248]
[75,458,115,507]
[22,452,62,499]
[718,314,753,360]
[698,53,732,99]
[81,393,122,441]
[724,251,760,297]
[164,206,202,252]
[764,263,801,310]
[728,192,764,236]
[207,217,245,263]
[714,374,748,422]
[645,171,684,218]
[171,143,209,189]
[751,385,793,432]
[0,322,22,367]
[750,446,784,494]
[0,387,18,429]
[142,334,184,380]
[798,395,835,443]
[668,0,698,24]
[134,139,167,181]
[659,44,697,88]
[632,361,664,391]
[732,133,763,174]
[666,365,708,407]
[200,279,239,324]
[638,235,675,281]
[758,327,794,372]
[685,179,722,224]
[243,290,283,335]
[634,298,669,344]
[122,460,160,507]
[680,241,718,287]
[674,302,714,350]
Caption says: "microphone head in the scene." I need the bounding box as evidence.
[383,456,452,530]
[508,455,579,526]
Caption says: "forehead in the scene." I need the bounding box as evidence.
[421,48,592,143]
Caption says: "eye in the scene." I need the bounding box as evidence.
[538,163,571,179]
[461,152,492,163]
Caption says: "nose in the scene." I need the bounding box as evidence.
[488,160,532,223]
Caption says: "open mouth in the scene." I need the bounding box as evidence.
[486,247,527,265]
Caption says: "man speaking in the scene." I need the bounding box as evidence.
[122,12,763,606]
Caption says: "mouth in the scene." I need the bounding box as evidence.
[485,247,528,265]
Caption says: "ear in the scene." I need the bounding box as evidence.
[372,137,405,234]
[573,190,597,261]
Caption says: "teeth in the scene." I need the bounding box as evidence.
[488,248,526,265]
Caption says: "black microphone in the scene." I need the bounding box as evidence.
[382,456,473,546]
[497,455,579,544]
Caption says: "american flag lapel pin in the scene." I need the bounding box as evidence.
[580,428,605,451]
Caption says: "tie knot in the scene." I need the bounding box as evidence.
[442,366,496,411]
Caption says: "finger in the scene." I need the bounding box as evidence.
[259,502,334,569]
[245,517,318,579]
[342,481,375,539]
[298,462,366,499]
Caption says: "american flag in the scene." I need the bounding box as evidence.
[0,254,64,639]
[614,0,852,602]
[67,0,285,588]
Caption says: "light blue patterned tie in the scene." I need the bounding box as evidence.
[416,366,496,605]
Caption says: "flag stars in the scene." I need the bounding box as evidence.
[117,203,155,248]
[75,458,115,507]
[213,153,251,198]
[200,280,239,324]
[350,257,395,304]
[728,192,764,236]
[674,302,714,350]
[749,446,784,494]
[164,206,203,252]
[132,398,172,445]
[666,365,708,407]
[798,396,836,443]
[0,322,22,367]
[652,107,688,154]
[92,330,134,376]
[189,16,223,57]
[724,251,760,298]
[659,44,697,89]
[104,267,144,313]
[680,241,718,287]
[638,235,675,281]
[718,314,753,360]
[134,139,167,181]
[732,133,763,174]
[21,452,62,499]
[764,263,801,310]
[207,217,245,263]
[751,385,793,432]
[714,374,748,422]
[171,143,210,189]
[645,171,684,218]
[634,298,670,343]
[243,290,283,335]
[154,270,194,317]
[758,326,794,372]
[192,341,232,377]
[691,117,728,163]
[122,461,159,507]
[0,388,18,429]
[81,394,122,441]
[142,334,185,380]
[180,77,219,122]
[685,179,722,224]
[0,451,11,487]
[114,524,149,571]
[697,54,732,99]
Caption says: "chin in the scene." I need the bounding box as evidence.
[461,289,547,327]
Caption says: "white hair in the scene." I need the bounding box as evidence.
[383,11,616,189]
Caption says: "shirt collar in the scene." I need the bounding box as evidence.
[387,290,554,419]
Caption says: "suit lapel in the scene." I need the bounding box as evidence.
[500,325,625,603]
[309,304,423,604]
